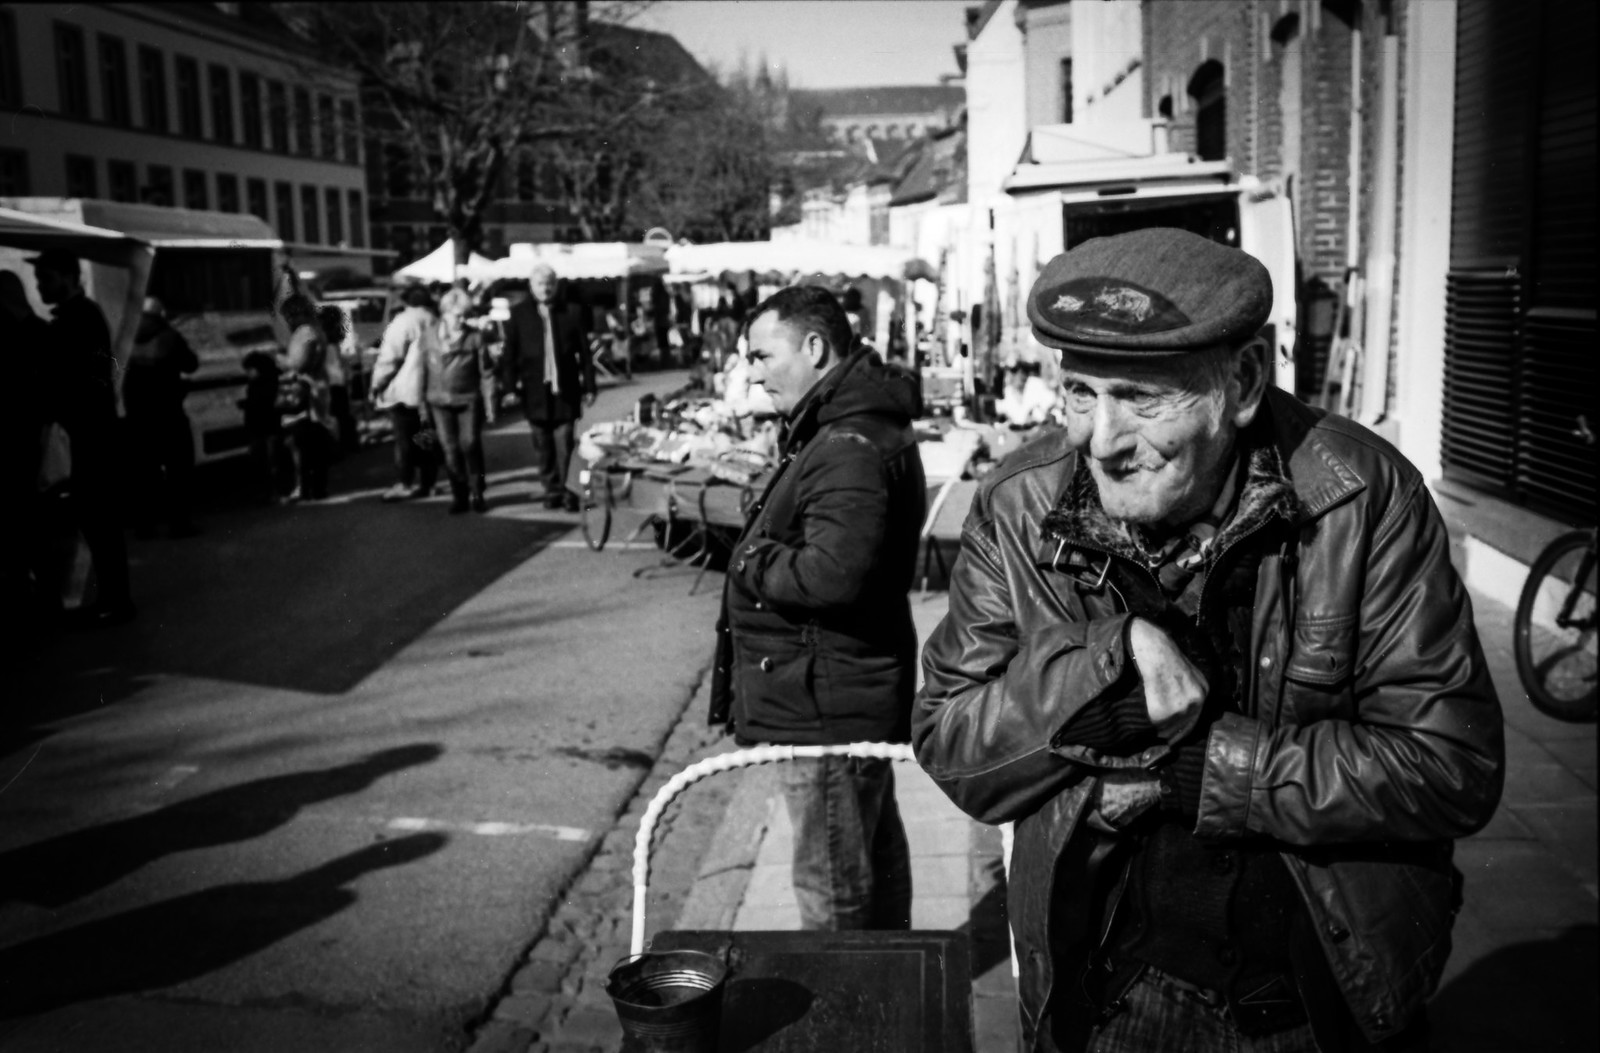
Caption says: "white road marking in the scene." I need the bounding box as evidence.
[152,764,201,791]
[387,816,591,841]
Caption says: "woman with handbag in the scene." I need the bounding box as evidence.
[427,288,491,514]
[277,294,335,502]
[371,285,441,503]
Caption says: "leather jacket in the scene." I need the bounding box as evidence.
[709,348,926,745]
[913,389,1504,1049]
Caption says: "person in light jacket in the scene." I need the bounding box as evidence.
[426,288,491,514]
[372,285,441,502]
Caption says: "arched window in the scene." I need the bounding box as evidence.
[1187,60,1226,161]
[1157,94,1174,119]
[886,123,899,138]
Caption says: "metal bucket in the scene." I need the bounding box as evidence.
[605,949,727,1053]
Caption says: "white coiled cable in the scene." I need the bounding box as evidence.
[630,742,916,955]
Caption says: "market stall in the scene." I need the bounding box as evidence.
[391,240,500,285]
[495,242,671,377]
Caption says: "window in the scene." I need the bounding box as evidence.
[516,157,535,201]
[1060,58,1073,123]
[274,180,295,241]
[301,185,320,242]
[208,65,234,143]
[239,73,262,149]
[384,144,412,199]
[138,46,168,132]
[183,168,208,210]
[339,100,359,163]
[0,9,21,109]
[317,94,335,158]
[347,190,366,248]
[217,173,240,213]
[1188,60,1226,162]
[325,187,343,244]
[0,149,30,195]
[144,164,174,206]
[293,86,311,155]
[108,159,138,202]
[65,154,97,198]
[246,177,268,221]
[363,136,384,197]
[99,35,131,126]
[175,56,202,137]
[54,23,89,118]
[267,80,288,153]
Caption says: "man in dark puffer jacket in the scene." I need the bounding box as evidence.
[709,285,926,930]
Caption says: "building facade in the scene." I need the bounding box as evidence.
[0,2,380,278]
[789,86,965,144]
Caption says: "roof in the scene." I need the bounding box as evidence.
[0,206,151,268]
[888,125,968,207]
[665,241,935,284]
[966,1,1006,40]
[790,85,965,119]
[76,201,282,248]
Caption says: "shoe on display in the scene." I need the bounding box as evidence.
[380,484,411,503]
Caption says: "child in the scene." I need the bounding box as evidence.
[239,350,284,503]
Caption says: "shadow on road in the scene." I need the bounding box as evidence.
[1429,924,1598,1051]
[0,832,448,1021]
[0,744,443,908]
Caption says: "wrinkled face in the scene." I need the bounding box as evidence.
[1059,349,1242,530]
[745,312,827,417]
[529,269,556,303]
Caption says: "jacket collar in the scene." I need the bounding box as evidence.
[1037,388,1361,569]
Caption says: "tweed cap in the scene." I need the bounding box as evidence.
[1027,228,1272,355]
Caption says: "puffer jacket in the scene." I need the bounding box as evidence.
[709,348,927,745]
[913,388,1504,1050]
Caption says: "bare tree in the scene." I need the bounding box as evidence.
[287,1,643,266]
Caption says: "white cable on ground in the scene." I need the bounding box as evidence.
[630,742,916,955]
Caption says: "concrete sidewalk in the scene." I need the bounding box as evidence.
[703,584,1597,1052]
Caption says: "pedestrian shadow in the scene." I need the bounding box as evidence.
[0,744,442,908]
[0,832,447,1020]
[1429,924,1598,1051]
[956,856,1013,980]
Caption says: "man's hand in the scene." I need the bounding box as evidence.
[1128,617,1209,724]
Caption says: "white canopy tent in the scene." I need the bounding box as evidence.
[664,240,936,285]
[392,240,499,285]
[0,205,156,397]
[493,241,668,281]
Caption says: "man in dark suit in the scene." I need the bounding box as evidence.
[499,263,595,509]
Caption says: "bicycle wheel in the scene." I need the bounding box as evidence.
[1514,530,1598,722]
[581,473,613,551]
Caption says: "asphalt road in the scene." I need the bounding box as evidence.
[1,371,724,1051]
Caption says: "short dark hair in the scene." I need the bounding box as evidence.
[748,286,853,361]
[279,293,317,328]
[401,284,436,310]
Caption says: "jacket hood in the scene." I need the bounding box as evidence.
[791,349,922,441]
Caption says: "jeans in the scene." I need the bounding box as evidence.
[1084,967,1320,1053]
[431,400,486,496]
[390,405,439,490]
[777,755,912,931]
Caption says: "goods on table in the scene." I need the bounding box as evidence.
[576,397,777,480]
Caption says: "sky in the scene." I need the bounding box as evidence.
[630,1,970,89]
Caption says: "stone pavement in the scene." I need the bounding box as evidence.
[471,579,1596,1053]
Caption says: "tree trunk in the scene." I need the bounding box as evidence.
[451,235,471,282]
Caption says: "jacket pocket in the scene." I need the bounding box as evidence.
[732,631,819,735]
[815,634,910,725]
[1282,615,1357,720]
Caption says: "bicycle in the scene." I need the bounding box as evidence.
[1512,415,1597,722]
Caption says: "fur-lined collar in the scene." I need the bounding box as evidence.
[1040,431,1302,568]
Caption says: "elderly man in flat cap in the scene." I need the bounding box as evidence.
[914,228,1504,1053]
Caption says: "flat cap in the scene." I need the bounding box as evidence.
[27,248,81,275]
[1027,227,1272,355]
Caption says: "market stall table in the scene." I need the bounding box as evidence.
[649,929,973,1053]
